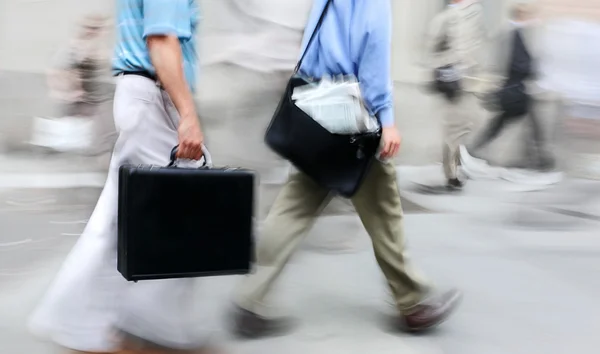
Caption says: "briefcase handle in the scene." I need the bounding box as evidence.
[168,144,213,168]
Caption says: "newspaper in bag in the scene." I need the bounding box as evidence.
[292,76,379,135]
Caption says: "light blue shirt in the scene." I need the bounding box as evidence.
[112,0,199,92]
[298,0,395,127]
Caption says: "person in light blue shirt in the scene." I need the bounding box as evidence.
[232,0,461,338]
[113,0,199,92]
[112,0,204,161]
[297,0,395,130]
[28,1,209,352]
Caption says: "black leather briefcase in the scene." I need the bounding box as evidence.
[117,146,255,282]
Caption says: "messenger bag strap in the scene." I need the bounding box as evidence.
[294,0,334,73]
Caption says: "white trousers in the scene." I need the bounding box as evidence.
[29,75,208,352]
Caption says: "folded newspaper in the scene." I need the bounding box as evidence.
[292,76,379,135]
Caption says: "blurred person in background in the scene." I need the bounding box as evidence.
[197,0,314,232]
[29,1,216,353]
[198,0,313,179]
[425,0,486,192]
[232,0,462,339]
[42,14,116,155]
[465,2,556,171]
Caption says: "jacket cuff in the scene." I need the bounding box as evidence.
[377,106,395,128]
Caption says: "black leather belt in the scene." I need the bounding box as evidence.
[121,71,158,82]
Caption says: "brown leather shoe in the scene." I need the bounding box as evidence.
[231,306,295,339]
[401,289,462,332]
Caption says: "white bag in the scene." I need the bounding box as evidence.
[30,116,94,153]
[292,76,379,134]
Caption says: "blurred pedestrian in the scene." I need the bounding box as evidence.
[466,3,556,171]
[426,0,486,192]
[42,14,115,155]
[198,0,313,180]
[232,0,462,339]
[29,1,217,353]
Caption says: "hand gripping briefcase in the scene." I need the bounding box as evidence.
[117,146,255,281]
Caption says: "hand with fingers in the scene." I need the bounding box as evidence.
[177,115,204,160]
[379,126,402,159]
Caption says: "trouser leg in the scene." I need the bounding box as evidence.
[525,103,554,167]
[441,95,473,181]
[235,172,331,317]
[472,111,511,151]
[528,106,544,148]
[351,161,428,313]
[443,143,460,181]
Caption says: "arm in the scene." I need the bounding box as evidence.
[357,0,399,158]
[144,0,203,160]
[147,35,199,129]
[357,0,394,128]
[448,3,491,82]
[425,13,447,70]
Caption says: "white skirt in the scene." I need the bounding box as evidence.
[29,75,211,352]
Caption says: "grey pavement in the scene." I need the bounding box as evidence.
[397,164,600,225]
[2,196,600,354]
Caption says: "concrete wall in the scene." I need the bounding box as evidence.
[0,0,114,73]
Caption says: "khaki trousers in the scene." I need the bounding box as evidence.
[235,161,428,316]
[441,93,474,180]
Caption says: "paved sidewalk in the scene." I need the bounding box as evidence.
[0,153,432,217]
[0,151,109,186]
[2,211,600,354]
[3,151,599,224]
[397,164,600,228]
[1,152,599,353]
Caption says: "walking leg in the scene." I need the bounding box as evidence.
[471,111,511,152]
[233,172,331,337]
[442,95,473,186]
[351,162,428,312]
[527,104,555,170]
[351,161,462,331]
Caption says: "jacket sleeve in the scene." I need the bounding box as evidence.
[357,0,395,127]
[426,13,447,70]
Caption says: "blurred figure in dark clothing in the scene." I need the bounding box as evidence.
[469,3,555,171]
